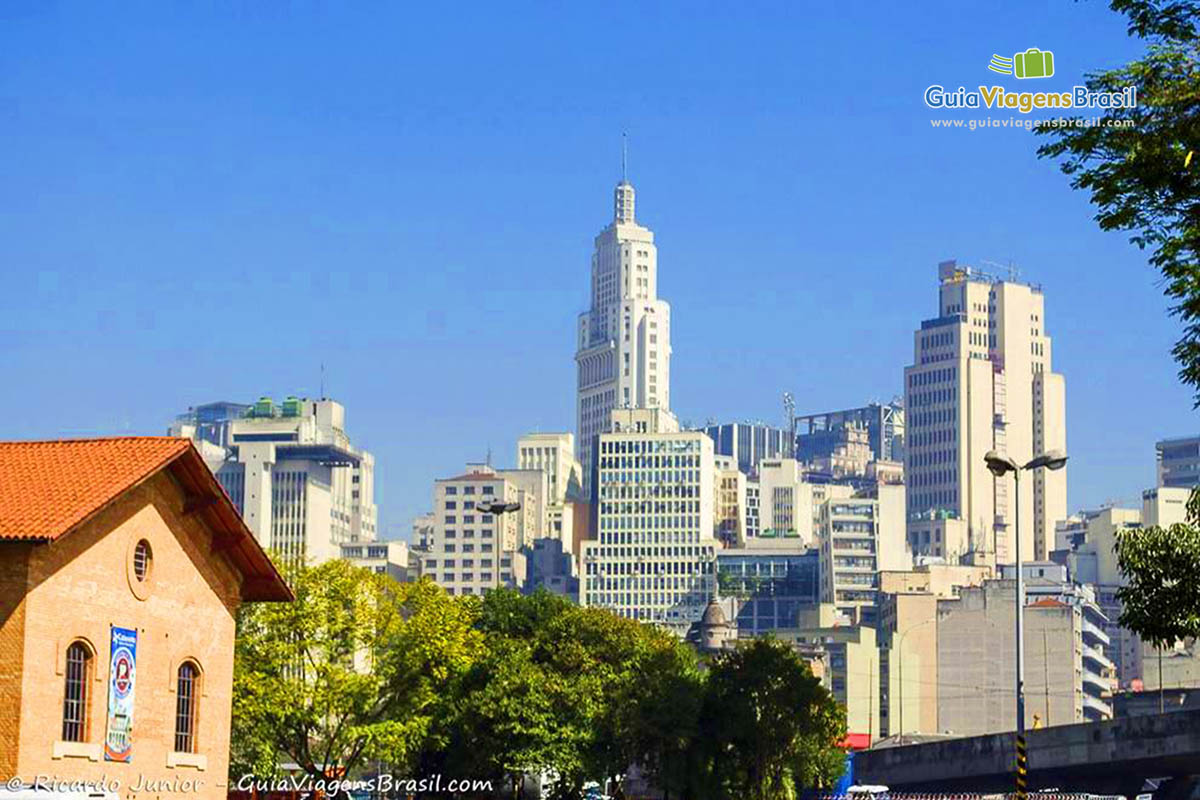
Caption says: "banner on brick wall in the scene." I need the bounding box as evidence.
[103,626,137,762]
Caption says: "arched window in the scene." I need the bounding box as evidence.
[174,661,200,753]
[62,641,92,742]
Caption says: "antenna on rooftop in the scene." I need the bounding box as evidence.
[621,132,628,182]
[783,392,796,458]
[320,363,326,399]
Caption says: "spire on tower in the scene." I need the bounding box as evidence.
[621,131,628,183]
[614,133,635,223]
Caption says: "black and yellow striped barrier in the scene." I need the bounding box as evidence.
[1015,733,1028,800]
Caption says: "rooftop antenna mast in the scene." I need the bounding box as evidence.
[783,392,796,458]
[621,131,628,182]
[320,363,325,399]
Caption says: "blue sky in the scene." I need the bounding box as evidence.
[1,1,1194,537]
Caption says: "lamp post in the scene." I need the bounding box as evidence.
[984,448,1068,799]
[895,615,937,742]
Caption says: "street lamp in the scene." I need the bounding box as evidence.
[476,500,522,514]
[983,448,1068,797]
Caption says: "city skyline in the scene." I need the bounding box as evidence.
[1,3,1195,534]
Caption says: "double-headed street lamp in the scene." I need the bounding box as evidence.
[475,500,522,515]
[983,448,1068,797]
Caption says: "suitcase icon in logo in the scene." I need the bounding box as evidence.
[1014,48,1054,79]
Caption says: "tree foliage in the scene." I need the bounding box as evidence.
[230,563,483,781]
[1035,0,1200,400]
[701,639,846,800]
[1116,486,1200,645]
[234,575,847,800]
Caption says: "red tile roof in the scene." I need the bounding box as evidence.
[0,437,190,540]
[0,437,291,601]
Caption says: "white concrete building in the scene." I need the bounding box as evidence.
[518,432,583,504]
[424,464,528,596]
[340,540,413,582]
[904,260,1067,566]
[517,432,584,594]
[174,396,378,567]
[818,482,910,626]
[580,409,716,635]
[575,177,672,495]
[755,458,815,545]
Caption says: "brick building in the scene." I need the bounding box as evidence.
[0,437,291,799]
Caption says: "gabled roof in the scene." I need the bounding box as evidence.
[0,437,291,601]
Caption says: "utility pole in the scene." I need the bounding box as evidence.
[868,655,875,745]
[1043,629,1051,727]
[1160,646,1165,713]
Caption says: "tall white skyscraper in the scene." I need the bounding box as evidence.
[171,396,379,567]
[905,261,1066,565]
[575,175,672,495]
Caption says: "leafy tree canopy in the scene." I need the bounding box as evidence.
[1036,0,1200,399]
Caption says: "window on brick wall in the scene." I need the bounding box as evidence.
[62,640,92,742]
[174,661,200,753]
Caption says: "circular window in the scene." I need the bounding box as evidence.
[133,540,152,582]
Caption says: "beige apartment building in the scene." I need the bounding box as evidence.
[817,482,908,627]
[905,261,1067,566]
[713,454,749,547]
[778,605,881,742]
[937,579,1108,735]
[876,562,992,738]
[755,458,816,544]
[424,465,529,595]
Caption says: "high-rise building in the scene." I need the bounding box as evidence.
[703,422,791,476]
[795,401,906,465]
[171,401,250,449]
[1156,436,1200,489]
[517,432,584,597]
[423,464,530,596]
[575,177,672,495]
[172,396,378,566]
[580,408,716,634]
[518,432,583,504]
[817,482,909,626]
[904,260,1067,566]
[713,454,749,547]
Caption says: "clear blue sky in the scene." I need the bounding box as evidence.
[1,1,1194,537]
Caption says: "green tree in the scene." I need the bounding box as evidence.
[1036,0,1200,400]
[442,638,577,799]
[700,638,846,800]
[1116,487,1200,645]
[625,641,705,800]
[231,564,483,783]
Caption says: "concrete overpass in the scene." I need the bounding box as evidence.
[855,710,1200,797]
